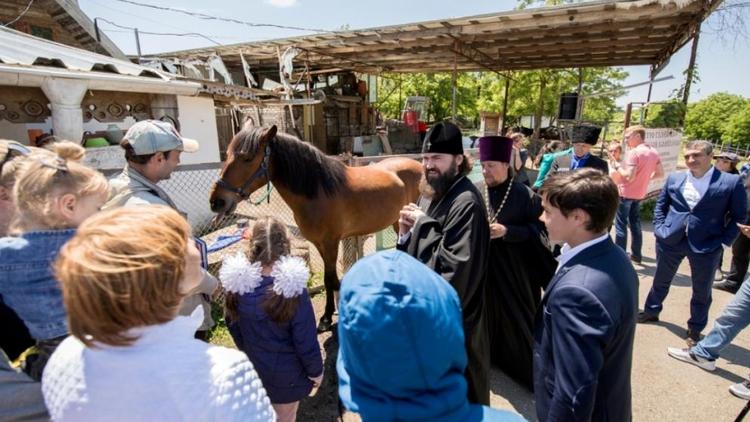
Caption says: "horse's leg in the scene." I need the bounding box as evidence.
[317,239,341,333]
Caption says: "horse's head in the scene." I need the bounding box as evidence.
[210,125,277,217]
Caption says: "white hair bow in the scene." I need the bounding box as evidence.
[271,255,310,299]
[219,252,262,294]
[219,253,309,299]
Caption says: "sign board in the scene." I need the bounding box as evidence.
[640,128,682,197]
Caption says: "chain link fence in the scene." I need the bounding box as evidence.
[95,160,371,285]
[87,147,482,285]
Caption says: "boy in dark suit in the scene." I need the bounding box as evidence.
[534,168,638,422]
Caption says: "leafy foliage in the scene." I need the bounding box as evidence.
[374,68,627,129]
[684,93,749,141]
[645,101,687,129]
[375,73,479,124]
[725,103,750,146]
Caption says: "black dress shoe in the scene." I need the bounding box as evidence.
[686,329,701,347]
[713,280,739,294]
[637,311,659,323]
[628,254,642,264]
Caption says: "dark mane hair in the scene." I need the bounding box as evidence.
[233,127,347,199]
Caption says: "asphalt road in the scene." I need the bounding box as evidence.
[489,222,750,421]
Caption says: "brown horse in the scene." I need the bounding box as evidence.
[209,125,423,331]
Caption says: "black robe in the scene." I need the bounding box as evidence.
[476,178,557,391]
[398,175,491,405]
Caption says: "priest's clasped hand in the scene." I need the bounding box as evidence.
[398,203,425,236]
[489,223,507,239]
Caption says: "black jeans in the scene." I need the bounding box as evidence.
[727,234,750,285]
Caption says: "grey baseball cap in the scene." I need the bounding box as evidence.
[124,120,199,155]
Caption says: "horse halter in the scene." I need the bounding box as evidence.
[216,144,272,200]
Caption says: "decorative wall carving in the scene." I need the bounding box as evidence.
[0,87,51,123]
[81,91,152,122]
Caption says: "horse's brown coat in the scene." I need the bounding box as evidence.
[210,125,422,330]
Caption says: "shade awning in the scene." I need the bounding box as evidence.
[156,0,720,75]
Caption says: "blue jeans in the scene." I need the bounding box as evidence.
[615,198,642,260]
[644,238,723,332]
[692,275,750,360]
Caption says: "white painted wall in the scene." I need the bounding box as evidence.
[0,120,32,144]
[176,96,220,165]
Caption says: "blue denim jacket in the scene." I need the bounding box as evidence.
[0,229,75,340]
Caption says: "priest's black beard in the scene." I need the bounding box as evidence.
[421,161,459,200]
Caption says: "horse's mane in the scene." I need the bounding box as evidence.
[233,127,347,199]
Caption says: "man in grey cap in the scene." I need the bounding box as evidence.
[104,119,199,210]
[103,120,217,340]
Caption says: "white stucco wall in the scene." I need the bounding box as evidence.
[176,95,220,165]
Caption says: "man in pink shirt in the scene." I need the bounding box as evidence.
[611,125,664,263]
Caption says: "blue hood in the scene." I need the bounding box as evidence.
[337,250,472,421]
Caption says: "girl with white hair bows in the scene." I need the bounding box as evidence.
[220,216,323,422]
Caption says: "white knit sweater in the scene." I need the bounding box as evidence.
[42,309,276,422]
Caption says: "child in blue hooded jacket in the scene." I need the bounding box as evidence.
[337,249,526,422]
[220,217,323,422]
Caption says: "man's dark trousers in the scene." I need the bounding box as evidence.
[726,235,750,288]
[645,238,723,332]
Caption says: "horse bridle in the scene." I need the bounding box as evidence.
[216,144,272,200]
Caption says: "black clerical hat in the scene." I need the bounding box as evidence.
[569,124,602,145]
[422,122,464,155]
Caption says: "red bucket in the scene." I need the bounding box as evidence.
[403,110,418,126]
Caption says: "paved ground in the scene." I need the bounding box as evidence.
[489,222,750,421]
[303,222,750,421]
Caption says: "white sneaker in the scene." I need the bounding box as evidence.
[729,379,750,400]
[667,347,716,371]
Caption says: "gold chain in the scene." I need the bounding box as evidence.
[483,176,514,223]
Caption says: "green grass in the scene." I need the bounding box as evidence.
[207,320,235,348]
[639,197,657,222]
[206,300,235,348]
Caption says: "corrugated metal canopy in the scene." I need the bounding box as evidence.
[0,26,166,79]
[157,0,720,75]
[0,27,201,96]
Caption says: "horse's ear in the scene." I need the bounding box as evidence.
[261,125,277,143]
[242,117,255,131]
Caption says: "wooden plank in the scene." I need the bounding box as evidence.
[320,21,684,56]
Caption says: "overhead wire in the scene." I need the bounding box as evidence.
[87,0,219,36]
[95,17,223,46]
[2,0,34,27]
[99,27,241,40]
[111,0,331,33]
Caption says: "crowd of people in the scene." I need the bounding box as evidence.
[1,116,749,421]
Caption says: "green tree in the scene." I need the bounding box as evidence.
[645,101,686,128]
[375,66,627,140]
[684,93,749,140]
[375,73,478,123]
[725,103,750,147]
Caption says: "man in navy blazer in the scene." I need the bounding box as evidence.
[535,168,638,421]
[640,140,747,345]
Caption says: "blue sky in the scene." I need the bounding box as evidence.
[79,0,750,108]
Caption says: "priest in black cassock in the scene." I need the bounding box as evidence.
[476,136,557,391]
[397,121,491,405]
